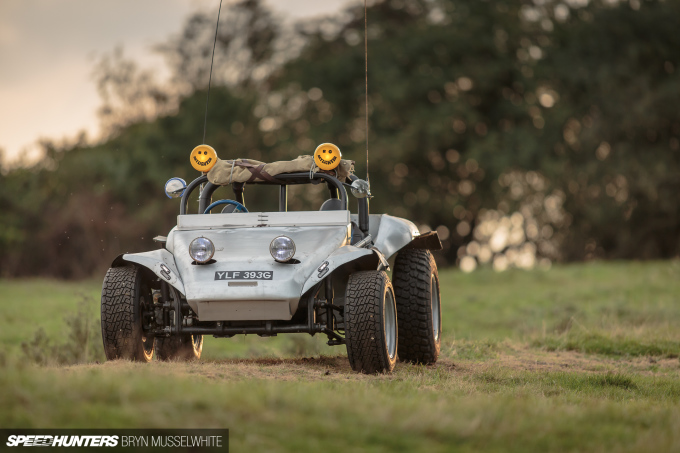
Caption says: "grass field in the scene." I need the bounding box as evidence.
[1,261,679,452]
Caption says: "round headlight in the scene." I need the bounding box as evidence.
[189,237,215,263]
[270,236,295,263]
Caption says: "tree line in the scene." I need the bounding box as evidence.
[1,0,678,278]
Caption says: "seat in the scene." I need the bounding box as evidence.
[319,198,344,211]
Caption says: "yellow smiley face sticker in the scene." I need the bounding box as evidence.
[313,143,342,171]
[190,144,218,172]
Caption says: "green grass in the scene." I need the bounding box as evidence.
[1,359,679,452]
[0,279,101,348]
[533,332,680,358]
[1,261,680,452]
[442,260,680,341]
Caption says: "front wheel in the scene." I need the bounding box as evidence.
[344,270,398,374]
[101,266,155,362]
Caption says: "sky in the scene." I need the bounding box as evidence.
[0,0,349,165]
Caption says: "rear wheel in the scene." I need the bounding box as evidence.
[344,270,398,374]
[101,266,155,362]
[392,249,441,364]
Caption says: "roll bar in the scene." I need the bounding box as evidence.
[179,174,208,215]
[179,172,369,235]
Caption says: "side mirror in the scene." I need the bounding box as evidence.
[350,179,371,198]
[165,178,187,199]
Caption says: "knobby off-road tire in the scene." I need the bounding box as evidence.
[101,266,155,362]
[392,249,441,364]
[155,335,203,361]
[344,271,398,374]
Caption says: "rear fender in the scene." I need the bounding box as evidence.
[356,214,442,260]
[111,250,186,296]
[300,245,379,295]
[403,231,442,251]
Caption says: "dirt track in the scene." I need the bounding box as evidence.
[74,348,679,382]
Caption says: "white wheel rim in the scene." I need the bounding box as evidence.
[385,289,397,359]
[431,275,441,341]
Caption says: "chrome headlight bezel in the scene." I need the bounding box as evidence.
[270,236,296,263]
[189,237,215,263]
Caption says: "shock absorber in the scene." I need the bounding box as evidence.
[325,276,334,331]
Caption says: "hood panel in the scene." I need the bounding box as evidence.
[172,222,350,321]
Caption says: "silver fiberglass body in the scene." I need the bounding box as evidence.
[117,211,420,322]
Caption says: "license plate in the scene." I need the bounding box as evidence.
[214,271,273,281]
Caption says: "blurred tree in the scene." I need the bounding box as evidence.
[268,0,548,262]
[93,47,175,136]
[1,0,679,278]
[537,0,680,259]
[156,0,297,91]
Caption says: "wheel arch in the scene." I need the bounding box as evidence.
[111,249,186,296]
[300,246,380,297]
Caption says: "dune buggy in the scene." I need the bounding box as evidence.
[101,159,442,373]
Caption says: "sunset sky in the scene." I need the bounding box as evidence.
[0,0,348,165]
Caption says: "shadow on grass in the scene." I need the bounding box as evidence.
[211,355,352,372]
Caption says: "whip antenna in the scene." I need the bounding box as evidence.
[202,0,224,144]
[364,0,370,185]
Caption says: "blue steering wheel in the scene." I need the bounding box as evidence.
[203,199,249,214]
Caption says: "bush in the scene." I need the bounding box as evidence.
[21,294,105,365]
